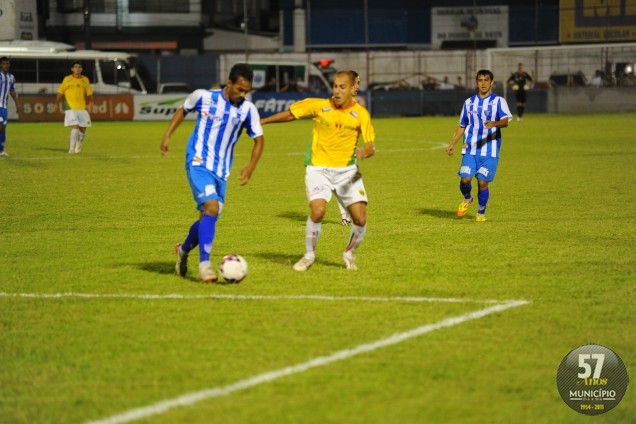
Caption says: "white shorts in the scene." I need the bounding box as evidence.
[305,165,368,207]
[64,110,92,128]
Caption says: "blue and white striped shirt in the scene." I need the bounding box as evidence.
[184,89,263,181]
[0,71,16,109]
[459,94,512,158]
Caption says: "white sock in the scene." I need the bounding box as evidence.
[344,224,366,256]
[79,132,86,143]
[69,128,79,151]
[305,217,321,259]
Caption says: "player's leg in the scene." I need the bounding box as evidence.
[516,92,527,121]
[294,166,331,271]
[336,194,351,226]
[65,111,80,153]
[76,128,87,153]
[175,214,200,277]
[343,202,367,270]
[337,167,369,270]
[474,157,498,222]
[75,111,91,153]
[183,166,226,281]
[0,108,8,156]
[0,123,7,156]
[457,155,476,217]
[198,199,221,282]
[476,179,489,222]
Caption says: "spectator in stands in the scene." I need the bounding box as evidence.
[258,76,278,92]
[456,76,465,89]
[438,76,455,90]
[589,70,603,88]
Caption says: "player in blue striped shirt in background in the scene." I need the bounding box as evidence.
[0,57,20,157]
[446,69,512,222]
[161,63,265,282]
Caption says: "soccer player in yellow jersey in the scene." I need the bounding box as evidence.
[261,70,376,271]
[53,62,94,154]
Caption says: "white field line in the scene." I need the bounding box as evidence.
[0,292,520,305]
[84,299,529,424]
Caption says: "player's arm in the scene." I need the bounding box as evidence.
[52,92,64,113]
[356,142,375,160]
[484,117,509,130]
[10,90,18,113]
[160,106,187,156]
[260,110,296,125]
[239,135,265,185]
[86,94,94,113]
[446,125,465,156]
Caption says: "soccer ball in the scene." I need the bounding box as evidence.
[219,254,248,283]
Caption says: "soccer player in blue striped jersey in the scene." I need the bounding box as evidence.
[446,69,512,222]
[0,57,20,157]
[161,63,265,282]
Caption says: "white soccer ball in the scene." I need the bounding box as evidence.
[219,254,248,283]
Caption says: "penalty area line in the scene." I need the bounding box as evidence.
[85,299,529,424]
[0,292,523,305]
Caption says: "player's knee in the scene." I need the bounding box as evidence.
[202,200,220,216]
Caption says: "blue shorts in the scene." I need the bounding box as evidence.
[458,154,499,182]
[186,166,227,211]
[0,108,7,125]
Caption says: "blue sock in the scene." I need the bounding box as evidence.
[478,188,489,214]
[460,182,472,200]
[0,129,5,152]
[198,214,218,263]
[181,220,199,253]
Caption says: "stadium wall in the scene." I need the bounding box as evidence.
[11,88,635,123]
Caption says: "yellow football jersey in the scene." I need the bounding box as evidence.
[291,98,375,167]
[57,75,93,110]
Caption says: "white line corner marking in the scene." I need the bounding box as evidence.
[83,297,528,424]
[0,293,529,424]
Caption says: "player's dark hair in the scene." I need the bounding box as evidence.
[349,70,359,80]
[476,69,494,81]
[0,56,9,63]
[71,61,83,68]
[229,63,254,83]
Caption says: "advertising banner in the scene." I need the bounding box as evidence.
[560,0,636,43]
[431,6,509,49]
[133,95,195,121]
[18,96,134,122]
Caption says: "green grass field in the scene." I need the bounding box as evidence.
[1,114,634,423]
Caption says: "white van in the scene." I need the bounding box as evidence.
[0,40,156,95]
[222,60,332,93]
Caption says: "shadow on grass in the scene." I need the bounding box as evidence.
[33,147,70,153]
[253,252,343,269]
[277,210,307,222]
[135,261,243,285]
[417,207,465,219]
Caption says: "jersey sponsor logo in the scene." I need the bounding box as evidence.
[350,110,359,118]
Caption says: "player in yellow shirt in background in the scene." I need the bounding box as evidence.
[261,70,376,271]
[53,62,94,153]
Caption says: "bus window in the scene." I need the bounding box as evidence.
[128,57,155,94]
[100,59,131,89]
[9,58,37,83]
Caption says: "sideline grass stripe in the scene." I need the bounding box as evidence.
[0,292,525,304]
[86,300,529,424]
